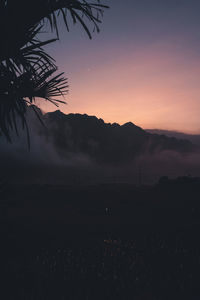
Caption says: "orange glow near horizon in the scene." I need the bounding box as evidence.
[37,42,200,134]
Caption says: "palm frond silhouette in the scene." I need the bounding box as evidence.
[0,0,108,141]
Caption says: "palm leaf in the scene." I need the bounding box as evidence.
[0,62,68,141]
[0,0,108,142]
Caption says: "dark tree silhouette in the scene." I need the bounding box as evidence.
[0,0,108,142]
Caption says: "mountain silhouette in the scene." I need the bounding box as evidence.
[2,107,199,185]
[38,109,196,164]
[146,129,200,146]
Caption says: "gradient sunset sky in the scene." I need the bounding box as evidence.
[38,0,200,134]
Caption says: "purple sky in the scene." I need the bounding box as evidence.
[37,0,200,133]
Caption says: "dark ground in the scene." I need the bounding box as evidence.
[1,177,200,299]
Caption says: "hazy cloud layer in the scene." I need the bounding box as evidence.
[1,109,200,185]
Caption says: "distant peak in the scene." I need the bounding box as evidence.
[123,122,135,127]
[122,122,143,131]
[51,110,64,115]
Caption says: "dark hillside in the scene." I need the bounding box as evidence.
[43,110,196,163]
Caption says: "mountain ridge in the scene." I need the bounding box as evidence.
[146,129,200,146]
[39,109,197,163]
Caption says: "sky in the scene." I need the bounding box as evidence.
[37,0,200,134]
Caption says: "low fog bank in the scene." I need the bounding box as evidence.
[1,107,200,185]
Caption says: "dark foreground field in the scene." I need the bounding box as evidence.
[1,177,200,299]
